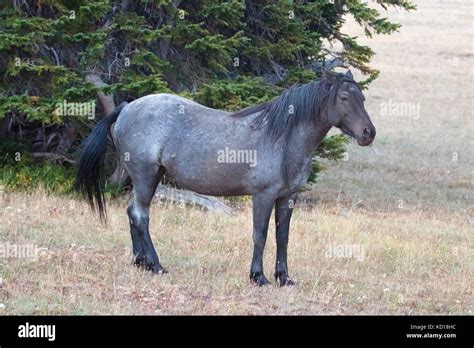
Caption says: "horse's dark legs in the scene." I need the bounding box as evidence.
[127,166,166,274]
[250,191,276,286]
[274,193,297,286]
[127,204,145,267]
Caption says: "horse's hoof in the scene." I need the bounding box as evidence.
[250,272,270,286]
[280,278,295,287]
[151,266,168,275]
[275,272,295,287]
[131,256,146,268]
[144,263,167,275]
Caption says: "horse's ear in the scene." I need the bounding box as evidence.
[345,70,354,79]
[322,70,337,84]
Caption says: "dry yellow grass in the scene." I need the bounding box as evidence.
[0,0,473,314]
[0,190,472,315]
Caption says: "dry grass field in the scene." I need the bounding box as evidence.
[0,0,472,314]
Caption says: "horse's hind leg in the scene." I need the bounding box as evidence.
[127,203,145,267]
[127,165,166,274]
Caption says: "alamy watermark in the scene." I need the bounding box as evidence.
[54,99,96,120]
[325,243,365,262]
[18,322,55,342]
[217,147,257,167]
[380,99,420,120]
[0,242,39,260]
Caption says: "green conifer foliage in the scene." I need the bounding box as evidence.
[0,0,415,190]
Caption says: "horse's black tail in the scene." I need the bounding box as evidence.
[75,102,127,221]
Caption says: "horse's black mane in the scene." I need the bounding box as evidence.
[231,72,361,142]
[231,72,361,189]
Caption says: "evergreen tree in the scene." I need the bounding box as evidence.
[0,0,415,191]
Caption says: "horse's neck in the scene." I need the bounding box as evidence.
[296,119,332,158]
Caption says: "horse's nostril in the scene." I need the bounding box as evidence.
[363,128,371,137]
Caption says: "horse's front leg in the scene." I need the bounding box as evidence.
[274,193,298,286]
[250,191,276,286]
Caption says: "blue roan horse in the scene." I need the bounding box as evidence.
[76,70,376,286]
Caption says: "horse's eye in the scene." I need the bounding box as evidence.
[340,96,348,101]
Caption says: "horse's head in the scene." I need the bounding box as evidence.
[326,70,376,146]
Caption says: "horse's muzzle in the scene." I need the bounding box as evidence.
[357,127,376,146]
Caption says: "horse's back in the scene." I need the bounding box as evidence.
[120,93,229,120]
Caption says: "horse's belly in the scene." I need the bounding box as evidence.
[179,181,252,197]
[163,157,255,196]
